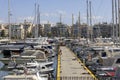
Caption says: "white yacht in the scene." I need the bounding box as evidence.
[3,72,48,80]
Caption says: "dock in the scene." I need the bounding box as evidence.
[57,46,98,80]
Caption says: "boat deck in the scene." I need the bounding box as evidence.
[57,46,98,80]
[3,74,48,80]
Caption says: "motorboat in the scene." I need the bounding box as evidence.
[26,60,54,74]
[26,60,53,68]
[3,72,49,80]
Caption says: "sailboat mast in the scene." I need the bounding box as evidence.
[34,3,37,38]
[8,0,11,39]
[72,14,74,26]
[78,12,81,38]
[34,3,40,38]
[86,0,89,42]
[37,4,40,37]
[115,0,118,40]
[60,13,62,23]
[72,14,74,38]
[112,0,115,42]
[35,3,37,25]
[89,1,92,41]
[118,0,120,41]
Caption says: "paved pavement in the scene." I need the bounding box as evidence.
[60,46,93,78]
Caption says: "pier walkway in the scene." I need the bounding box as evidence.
[57,46,97,80]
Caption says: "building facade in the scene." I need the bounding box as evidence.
[44,23,51,37]
[93,23,113,38]
[51,23,69,37]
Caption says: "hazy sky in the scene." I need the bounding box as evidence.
[0,0,112,24]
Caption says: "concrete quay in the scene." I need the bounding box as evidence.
[57,46,97,80]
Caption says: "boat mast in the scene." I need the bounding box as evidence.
[24,20,27,45]
[78,12,81,39]
[112,0,115,42]
[115,0,118,41]
[34,3,37,38]
[118,0,120,41]
[89,1,92,41]
[72,14,74,28]
[86,0,89,43]
[37,4,40,37]
[34,3,40,38]
[60,13,62,23]
[8,0,11,40]
[72,13,74,38]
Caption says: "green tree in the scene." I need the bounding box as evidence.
[27,32,32,38]
[1,30,5,37]
[47,32,51,37]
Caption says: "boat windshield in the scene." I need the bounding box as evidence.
[116,58,120,64]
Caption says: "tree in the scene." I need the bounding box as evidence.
[47,32,52,37]
[27,32,32,38]
[1,30,5,37]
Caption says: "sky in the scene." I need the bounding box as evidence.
[0,0,112,25]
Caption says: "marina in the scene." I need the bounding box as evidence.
[0,38,99,80]
[1,0,120,80]
[1,38,120,80]
[0,37,58,80]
